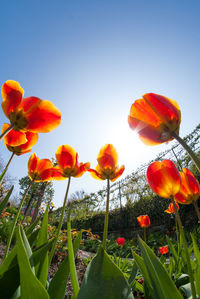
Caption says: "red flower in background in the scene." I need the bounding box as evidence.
[174,168,200,204]
[146,160,181,198]
[51,145,90,179]
[137,215,151,228]
[2,123,38,155]
[89,144,125,182]
[1,80,61,133]
[159,245,169,255]
[28,153,55,181]
[165,202,179,214]
[128,93,181,145]
[116,237,125,246]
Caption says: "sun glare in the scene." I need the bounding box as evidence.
[108,122,148,173]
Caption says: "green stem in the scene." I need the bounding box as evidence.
[4,180,33,259]
[102,177,110,250]
[0,153,15,184]
[0,124,14,142]
[144,227,147,243]
[67,211,79,298]
[172,197,197,299]
[48,176,71,266]
[172,132,200,173]
[193,200,200,223]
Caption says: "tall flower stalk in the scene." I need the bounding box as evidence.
[0,152,15,184]
[171,197,197,299]
[88,144,124,249]
[102,177,110,249]
[172,132,200,173]
[48,176,71,265]
[67,203,79,298]
[4,180,33,259]
[48,144,90,265]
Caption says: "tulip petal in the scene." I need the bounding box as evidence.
[183,168,200,194]
[75,162,91,178]
[143,93,181,129]
[97,144,118,169]
[21,97,61,133]
[174,168,200,204]
[1,80,24,117]
[88,168,102,180]
[56,145,77,170]
[147,160,181,198]
[164,202,179,213]
[110,165,125,182]
[37,159,53,175]
[28,153,38,173]
[2,123,27,146]
[46,166,67,181]
[18,132,38,152]
[129,98,162,129]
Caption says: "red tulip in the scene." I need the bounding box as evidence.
[116,237,125,246]
[174,168,200,204]
[51,145,90,179]
[165,202,179,214]
[159,245,169,255]
[146,160,181,198]
[128,93,181,145]
[28,153,55,181]
[89,144,125,181]
[137,215,150,228]
[2,123,38,155]
[1,80,61,133]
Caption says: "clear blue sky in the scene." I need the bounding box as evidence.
[0,0,200,207]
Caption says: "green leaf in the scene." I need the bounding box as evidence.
[16,225,50,299]
[48,231,82,299]
[0,237,54,299]
[34,204,49,286]
[27,228,40,247]
[0,255,20,298]
[138,237,183,299]
[26,216,41,235]
[131,250,153,295]
[0,246,17,275]
[20,226,35,273]
[32,238,55,268]
[0,186,14,214]
[128,260,138,285]
[191,234,200,297]
[77,246,134,299]
[166,235,179,266]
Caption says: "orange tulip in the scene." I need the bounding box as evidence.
[165,202,179,214]
[128,93,181,145]
[28,153,55,181]
[2,123,38,155]
[88,144,125,181]
[137,215,151,228]
[159,245,169,255]
[52,145,90,179]
[174,168,200,204]
[146,160,181,198]
[1,80,61,133]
